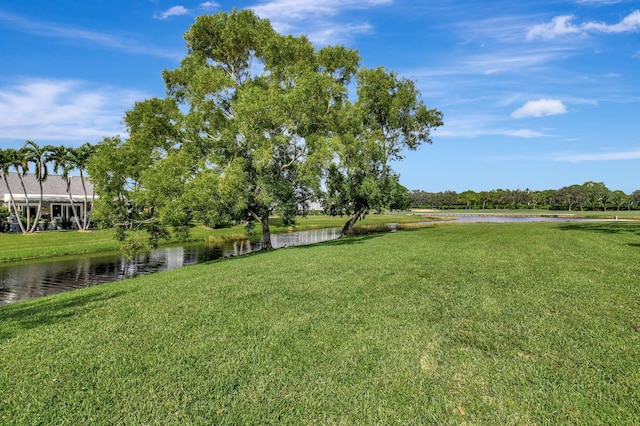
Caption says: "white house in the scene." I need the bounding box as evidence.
[1,172,95,230]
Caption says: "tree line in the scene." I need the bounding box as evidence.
[85,9,443,252]
[0,141,94,233]
[411,182,640,211]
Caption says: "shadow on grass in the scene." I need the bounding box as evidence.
[556,222,640,235]
[292,225,437,250]
[556,222,640,248]
[290,232,386,250]
[0,290,129,342]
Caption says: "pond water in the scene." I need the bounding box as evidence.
[0,227,341,306]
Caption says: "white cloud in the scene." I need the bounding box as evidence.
[454,15,535,44]
[508,129,546,138]
[251,0,391,20]
[583,10,640,33]
[0,79,144,144]
[410,47,573,81]
[153,3,220,20]
[434,114,549,139]
[511,99,567,118]
[154,6,190,20]
[526,15,582,40]
[553,150,640,162]
[249,0,393,44]
[305,23,374,45]
[527,10,640,40]
[438,126,548,139]
[200,2,219,9]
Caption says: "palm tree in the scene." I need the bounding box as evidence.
[0,148,27,233]
[50,145,83,230]
[21,141,55,233]
[74,143,95,231]
[50,143,95,231]
[12,147,33,232]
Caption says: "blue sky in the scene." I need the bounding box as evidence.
[1,0,639,193]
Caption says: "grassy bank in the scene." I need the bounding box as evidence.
[0,225,240,264]
[1,222,639,424]
[0,214,425,263]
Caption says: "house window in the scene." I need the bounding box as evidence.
[69,205,81,219]
[51,204,83,219]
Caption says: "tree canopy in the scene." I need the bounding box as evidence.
[88,9,442,250]
[325,67,443,235]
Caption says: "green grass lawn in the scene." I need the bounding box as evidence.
[1,222,639,424]
[0,225,225,263]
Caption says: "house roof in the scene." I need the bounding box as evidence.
[1,172,95,203]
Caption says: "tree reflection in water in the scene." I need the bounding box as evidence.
[0,227,342,306]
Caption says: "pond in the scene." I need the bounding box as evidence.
[0,227,341,306]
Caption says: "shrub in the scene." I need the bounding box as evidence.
[0,206,9,233]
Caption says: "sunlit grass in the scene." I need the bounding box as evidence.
[1,222,639,424]
[0,226,224,263]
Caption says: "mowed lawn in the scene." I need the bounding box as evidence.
[1,222,639,424]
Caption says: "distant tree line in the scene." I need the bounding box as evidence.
[410,182,640,211]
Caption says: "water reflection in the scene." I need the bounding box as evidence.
[0,227,341,306]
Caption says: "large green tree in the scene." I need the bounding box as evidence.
[89,9,359,250]
[609,189,628,212]
[583,181,610,211]
[554,185,587,211]
[326,67,443,236]
[458,190,478,209]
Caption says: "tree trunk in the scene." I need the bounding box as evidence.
[251,211,272,250]
[259,214,272,250]
[80,171,91,231]
[2,176,26,234]
[29,180,44,233]
[16,174,32,233]
[341,208,365,237]
[66,178,82,231]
